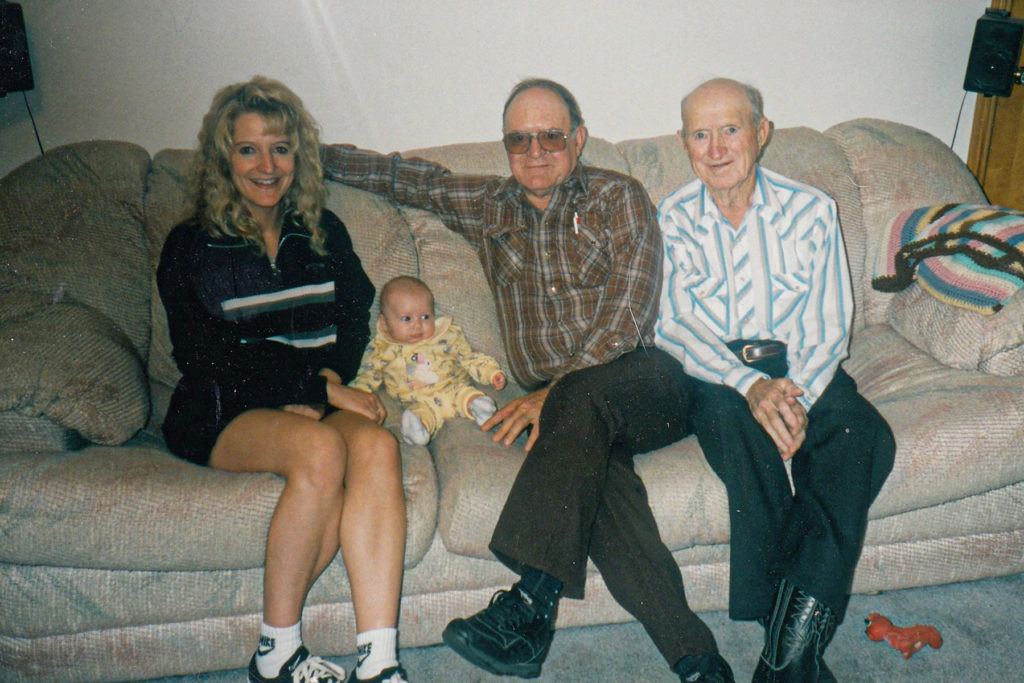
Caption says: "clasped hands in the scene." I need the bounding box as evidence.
[745,376,807,461]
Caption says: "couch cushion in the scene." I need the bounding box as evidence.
[886,283,1024,375]
[325,182,420,319]
[0,412,88,453]
[0,293,149,449]
[0,433,438,570]
[845,324,1024,516]
[142,150,197,432]
[432,418,729,559]
[400,207,509,373]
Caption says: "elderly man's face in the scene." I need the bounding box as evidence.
[504,87,586,210]
[680,82,768,202]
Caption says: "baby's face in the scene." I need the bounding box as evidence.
[381,289,435,344]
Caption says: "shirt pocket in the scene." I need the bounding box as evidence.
[566,214,611,289]
[488,230,528,288]
[768,270,810,318]
[686,273,730,324]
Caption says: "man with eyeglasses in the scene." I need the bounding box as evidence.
[322,78,732,682]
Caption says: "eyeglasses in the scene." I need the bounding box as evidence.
[502,129,569,155]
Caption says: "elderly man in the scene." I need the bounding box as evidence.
[656,77,895,681]
[323,79,732,682]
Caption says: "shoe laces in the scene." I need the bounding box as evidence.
[291,655,346,683]
[480,588,540,631]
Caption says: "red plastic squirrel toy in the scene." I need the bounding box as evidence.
[865,612,943,659]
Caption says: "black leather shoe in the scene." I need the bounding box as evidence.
[751,580,837,682]
[442,587,554,678]
[674,652,736,682]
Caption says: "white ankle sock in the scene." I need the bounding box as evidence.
[469,395,496,425]
[355,627,398,679]
[401,409,430,445]
[256,621,302,678]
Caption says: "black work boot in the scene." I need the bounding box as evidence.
[674,651,736,682]
[442,586,554,678]
[751,580,838,682]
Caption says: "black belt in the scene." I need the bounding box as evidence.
[726,339,788,379]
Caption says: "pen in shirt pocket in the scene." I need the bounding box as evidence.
[573,211,580,235]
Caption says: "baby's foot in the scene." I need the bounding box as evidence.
[401,409,430,445]
[469,395,497,426]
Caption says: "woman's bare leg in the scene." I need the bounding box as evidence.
[322,409,406,632]
[211,408,349,626]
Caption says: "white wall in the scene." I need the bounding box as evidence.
[0,1,989,179]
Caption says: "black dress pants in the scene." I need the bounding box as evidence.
[688,367,895,622]
[488,348,717,665]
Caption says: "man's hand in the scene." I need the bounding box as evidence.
[482,386,551,452]
[745,377,807,461]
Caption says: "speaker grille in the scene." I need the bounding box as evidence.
[964,13,1024,97]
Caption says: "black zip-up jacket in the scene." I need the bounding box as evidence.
[157,210,375,463]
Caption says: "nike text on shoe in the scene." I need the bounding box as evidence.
[248,645,347,683]
[442,587,554,678]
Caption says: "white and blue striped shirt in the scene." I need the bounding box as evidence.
[655,167,852,410]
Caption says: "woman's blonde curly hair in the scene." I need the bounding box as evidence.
[194,75,326,254]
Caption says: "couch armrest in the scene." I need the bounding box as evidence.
[0,293,149,450]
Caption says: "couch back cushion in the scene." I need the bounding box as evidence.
[618,127,868,330]
[400,207,509,372]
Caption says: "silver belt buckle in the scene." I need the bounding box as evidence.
[741,344,759,363]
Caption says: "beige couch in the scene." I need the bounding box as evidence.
[2,119,1024,682]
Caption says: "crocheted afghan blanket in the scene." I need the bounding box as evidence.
[873,203,1024,314]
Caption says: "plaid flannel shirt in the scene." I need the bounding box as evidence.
[322,145,662,389]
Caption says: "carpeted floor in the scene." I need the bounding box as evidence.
[149,572,1022,682]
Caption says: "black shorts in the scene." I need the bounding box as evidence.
[161,379,237,466]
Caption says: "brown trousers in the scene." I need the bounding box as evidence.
[489,348,718,665]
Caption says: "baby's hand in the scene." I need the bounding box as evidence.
[492,372,507,391]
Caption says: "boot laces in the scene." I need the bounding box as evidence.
[480,588,537,631]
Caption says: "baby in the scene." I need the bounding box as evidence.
[351,276,506,445]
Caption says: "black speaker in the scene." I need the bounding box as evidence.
[964,8,1024,97]
[0,2,33,97]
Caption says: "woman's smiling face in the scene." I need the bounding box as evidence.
[229,112,295,219]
